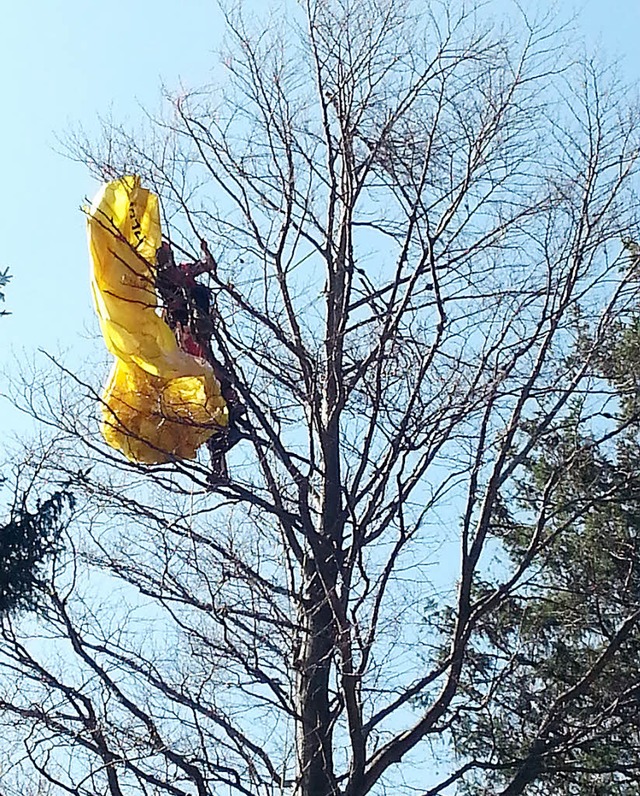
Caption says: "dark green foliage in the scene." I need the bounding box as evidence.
[1,267,73,615]
[0,490,74,615]
[451,317,640,795]
[0,267,10,317]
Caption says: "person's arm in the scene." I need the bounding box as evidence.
[156,241,176,268]
[189,239,217,277]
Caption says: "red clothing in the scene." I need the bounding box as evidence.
[156,260,213,361]
[176,326,208,359]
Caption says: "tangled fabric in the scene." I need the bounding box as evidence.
[87,176,228,463]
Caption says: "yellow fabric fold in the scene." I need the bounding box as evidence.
[88,176,227,463]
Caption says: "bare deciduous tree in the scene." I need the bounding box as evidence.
[3,1,640,795]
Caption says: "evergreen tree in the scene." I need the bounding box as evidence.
[0,490,74,615]
[1,266,74,615]
[454,313,640,794]
[0,267,10,317]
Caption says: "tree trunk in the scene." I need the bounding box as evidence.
[296,551,339,796]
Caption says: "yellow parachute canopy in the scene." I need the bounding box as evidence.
[87,176,228,463]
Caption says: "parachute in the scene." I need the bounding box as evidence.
[87,176,228,463]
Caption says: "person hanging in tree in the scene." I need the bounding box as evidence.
[155,240,244,479]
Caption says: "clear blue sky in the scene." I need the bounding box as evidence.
[0,0,639,442]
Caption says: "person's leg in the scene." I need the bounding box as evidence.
[206,434,229,483]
